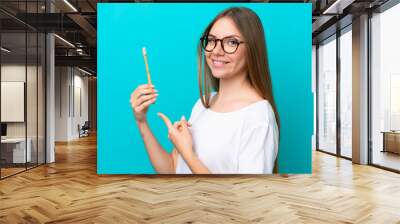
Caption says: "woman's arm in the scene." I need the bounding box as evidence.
[137,121,175,174]
[157,113,212,174]
[130,84,175,174]
[172,148,179,171]
[180,150,211,174]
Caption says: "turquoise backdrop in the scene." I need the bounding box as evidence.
[98,3,312,174]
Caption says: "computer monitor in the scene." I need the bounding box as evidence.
[1,123,7,137]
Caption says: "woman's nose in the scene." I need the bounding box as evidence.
[213,40,225,55]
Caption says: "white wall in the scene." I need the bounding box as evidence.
[1,65,26,131]
[55,66,69,141]
[1,82,25,122]
[1,65,39,138]
[55,67,89,141]
[72,73,89,138]
[312,45,316,151]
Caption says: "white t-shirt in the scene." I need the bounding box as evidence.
[175,94,279,174]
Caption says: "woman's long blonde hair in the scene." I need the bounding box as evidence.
[197,7,280,173]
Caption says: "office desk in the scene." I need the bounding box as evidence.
[1,138,31,163]
[381,131,400,154]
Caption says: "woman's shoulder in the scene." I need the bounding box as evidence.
[189,94,212,122]
[242,99,277,128]
[192,92,217,111]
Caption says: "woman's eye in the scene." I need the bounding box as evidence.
[226,39,239,46]
[207,38,216,43]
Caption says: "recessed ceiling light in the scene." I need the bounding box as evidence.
[77,67,93,76]
[1,47,11,53]
[63,0,78,12]
[322,0,354,15]
[54,34,75,48]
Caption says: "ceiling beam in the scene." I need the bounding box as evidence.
[67,13,97,46]
[55,55,96,72]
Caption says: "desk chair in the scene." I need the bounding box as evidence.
[78,121,90,138]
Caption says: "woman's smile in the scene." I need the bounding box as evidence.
[211,58,230,68]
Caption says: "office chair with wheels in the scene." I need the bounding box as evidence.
[78,121,90,138]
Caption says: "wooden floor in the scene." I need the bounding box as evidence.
[1,135,400,224]
[1,163,45,178]
[0,167,26,178]
[372,150,400,171]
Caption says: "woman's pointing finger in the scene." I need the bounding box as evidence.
[157,112,173,129]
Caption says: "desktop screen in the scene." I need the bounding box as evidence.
[1,123,7,137]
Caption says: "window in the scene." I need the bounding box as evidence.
[339,27,352,158]
[317,35,337,154]
[370,2,400,171]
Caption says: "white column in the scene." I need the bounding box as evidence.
[46,1,55,163]
[352,14,369,164]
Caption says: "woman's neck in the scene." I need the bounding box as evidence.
[215,72,254,103]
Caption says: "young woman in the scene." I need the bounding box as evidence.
[130,7,279,174]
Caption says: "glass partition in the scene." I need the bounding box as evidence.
[0,1,46,179]
[1,30,28,178]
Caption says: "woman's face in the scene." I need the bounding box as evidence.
[205,17,247,79]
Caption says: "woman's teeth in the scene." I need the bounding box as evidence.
[212,60,228,66]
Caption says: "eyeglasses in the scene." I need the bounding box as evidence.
[200,36,245,54]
